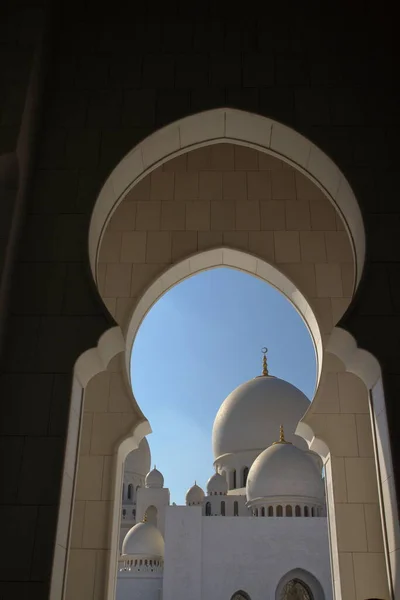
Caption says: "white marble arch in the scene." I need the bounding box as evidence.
[122,251,396,598]
[88,108,365,293]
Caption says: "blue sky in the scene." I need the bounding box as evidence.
[130,267,316,505]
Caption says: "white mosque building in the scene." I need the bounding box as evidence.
[117,353,333,600]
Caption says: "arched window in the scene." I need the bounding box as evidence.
[221,501,226,516]
[268,506,273,516]
[304,506,309,517]
[280,578,313,600]
[295,505,301,517]
[286,505,293,517]
[232,469,237,489]
[277,505,283,517]
[234,501,239,516]
[231,591,251,600]
[205,502,211,516]
[242,467,249,486]
[122,483,125,499]
[146,505,158,527]
[261,507,265,516]
[311,506,315,517]
[127,484,133,500]
[254,508,258,517]
[122,508,126,517]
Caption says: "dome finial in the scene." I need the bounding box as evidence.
[142,511,147,523]
[261,347,269,376]
[272,424,291,445]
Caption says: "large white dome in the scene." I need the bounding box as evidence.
[246,441,324,503]
[124,437,151,476]
[122,521,164,557]
[212,376,310,459]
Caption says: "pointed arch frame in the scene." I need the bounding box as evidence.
[49,109,398,600]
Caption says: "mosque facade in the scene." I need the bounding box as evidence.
[117,355,332,600]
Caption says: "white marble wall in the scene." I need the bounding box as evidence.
[163,507,332,600]
[163,506,203,600]
[117,574,162,600]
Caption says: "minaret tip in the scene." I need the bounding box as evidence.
[262,347,269,376]
[272,424,291,445]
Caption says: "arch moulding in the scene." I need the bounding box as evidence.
[275,568,325,600]
[88,108,365,294]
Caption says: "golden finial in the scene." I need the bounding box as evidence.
[272,424,291,445]
[142,512,147,523]
[262,347,269,376]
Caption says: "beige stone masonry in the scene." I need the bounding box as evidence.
[64,354,145,600]
[303,352,390,600]
[97,144,354,334]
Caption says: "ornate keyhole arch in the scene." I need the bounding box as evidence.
[51,110,396,600]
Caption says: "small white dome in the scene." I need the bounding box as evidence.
[122,522,164,557]
[246,440,324,503]
[212,376,310,459]
[207,472,228,495]
[145,467,164,489]
[186,483,205,505]
[124,438,151,476]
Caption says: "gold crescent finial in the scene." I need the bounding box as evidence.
[262,347,269,376]
[143,511,147,523]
